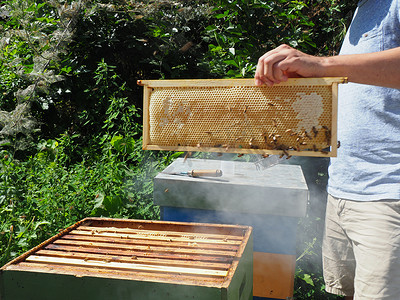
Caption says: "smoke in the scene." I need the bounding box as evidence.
[283,155,329,275]
[153,153,330,285]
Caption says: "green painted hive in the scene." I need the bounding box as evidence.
[0,217,253,300]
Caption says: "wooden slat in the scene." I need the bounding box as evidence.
[26,255,229,277]
[138,77,347,88]
[330,82,339,156]
[44,244,234,263]
[71,229,242,245]
[142,144,332,156]
[76,225,244,242]
[142,86,151,148]
[83,217,249,236]
[6,262,226,286]
[35,249,231,270]
[51,239,237,257]
[62,234,240,251]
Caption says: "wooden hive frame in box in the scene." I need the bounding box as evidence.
[0,218,253,300]
[138,77,347,157]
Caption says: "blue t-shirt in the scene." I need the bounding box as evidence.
[327,0,400,201]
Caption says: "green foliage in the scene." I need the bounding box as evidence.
[0,0,358,298]
[0,0,82,156]
[0,125,170,266]
[0,52,177,266]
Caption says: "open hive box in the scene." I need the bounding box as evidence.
[139,78,347,157]
[0,218,253,300]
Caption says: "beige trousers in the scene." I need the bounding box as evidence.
[323,194,400,299]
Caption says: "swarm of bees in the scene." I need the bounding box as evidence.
[194,123,332,159]
[170,100,333,158]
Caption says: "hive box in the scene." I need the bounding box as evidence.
[0,218,253,300]
[154,158,308,218]
[154,158,309,299]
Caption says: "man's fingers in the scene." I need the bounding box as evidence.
[255,53,274,85]
[254,45,299,86]
[273,66,288,83]
[258,52,291,84]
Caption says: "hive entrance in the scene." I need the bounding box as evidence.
[139,78,346,157]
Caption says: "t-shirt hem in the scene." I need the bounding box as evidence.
[327,188,400,201]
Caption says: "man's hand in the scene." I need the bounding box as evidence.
[254,44,400,89]
[254,44,325,86]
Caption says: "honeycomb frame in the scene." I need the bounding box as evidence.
[138,78,347,157]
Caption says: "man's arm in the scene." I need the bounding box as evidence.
[255,44,400,89]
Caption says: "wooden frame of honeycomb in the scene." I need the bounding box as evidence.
[138,78,347,157]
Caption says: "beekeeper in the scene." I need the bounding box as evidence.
[255,1,400,299]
